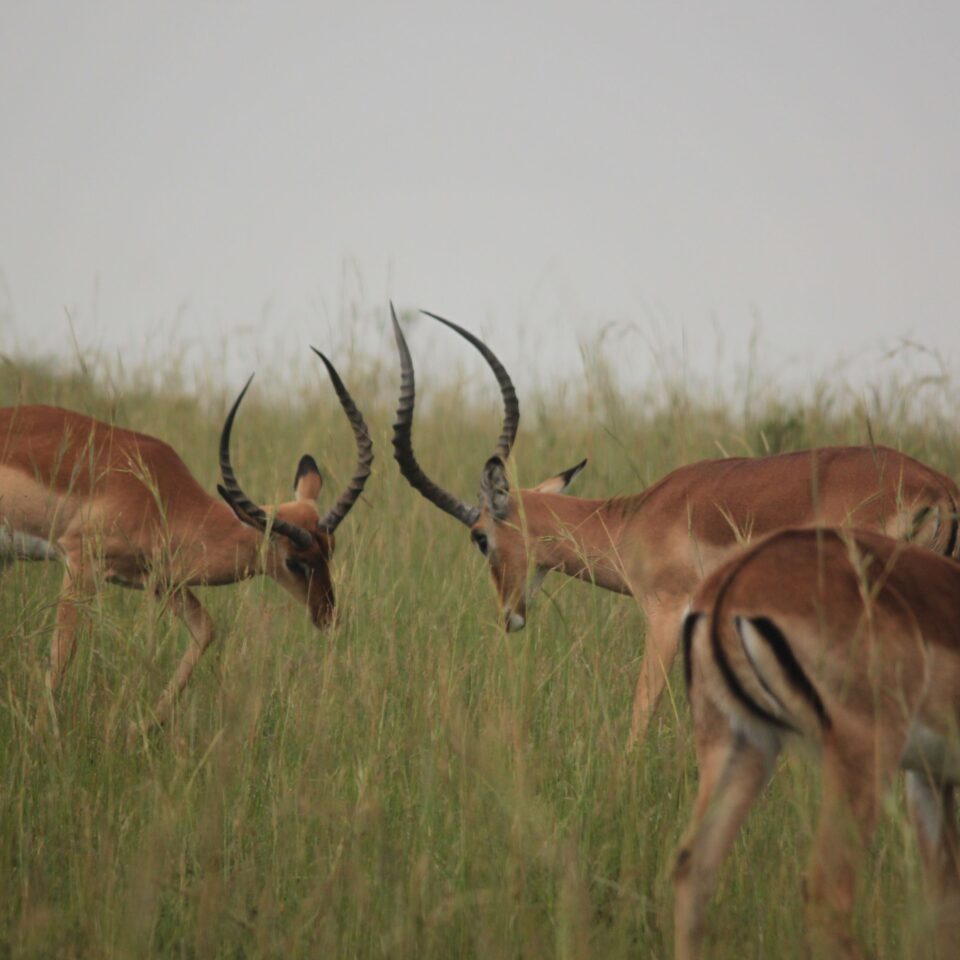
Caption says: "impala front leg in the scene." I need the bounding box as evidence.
[627,595,687,748]
[130,587,215,744]
[47,561,95,696]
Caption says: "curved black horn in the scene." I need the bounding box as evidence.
[391,303,481,527]
[420,309,519,461]
[311,348,374,533]
[219,375,314,551]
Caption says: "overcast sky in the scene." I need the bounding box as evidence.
[2,2,958,398]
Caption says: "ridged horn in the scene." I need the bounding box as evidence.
[420,309,519,460]
[391,303,481,527]
[311,348,374,533]
[219,375,315,551]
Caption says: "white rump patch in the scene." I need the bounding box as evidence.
[0,527,58,561]
[901,723,960,784]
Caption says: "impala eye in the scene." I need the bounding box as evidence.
[471,531,489,556]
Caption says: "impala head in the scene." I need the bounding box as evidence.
[471,454,588,630]
[391,304,586,632]
[218,349,373,628]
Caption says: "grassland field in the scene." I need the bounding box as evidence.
[1,334,959,959]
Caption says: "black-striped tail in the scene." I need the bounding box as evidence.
[735,616,830,731]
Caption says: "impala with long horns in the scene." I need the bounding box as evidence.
[675,528,960,959]
[390,306,960,746]
[0,349,372,735]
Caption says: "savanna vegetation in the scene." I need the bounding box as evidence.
[1,322,957,958]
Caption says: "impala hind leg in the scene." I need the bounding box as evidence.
[804,729,906,960]
[673,705,780,960]
[627,596,687,748]
[131,587,215,743]
[906,773,960,957]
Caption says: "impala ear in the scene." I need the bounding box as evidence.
[532,458,588,495]
[480,456,511,520]
[293,454,323,502]
[218,484,259,527]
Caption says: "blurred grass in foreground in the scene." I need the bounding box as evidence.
[0,332,958,959]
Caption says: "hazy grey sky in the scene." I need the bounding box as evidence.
[2,2,958,395]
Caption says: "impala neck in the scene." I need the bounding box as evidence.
[179,500,273,584]
[519,492,638,595]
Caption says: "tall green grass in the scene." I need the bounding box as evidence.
[0,336,957,958]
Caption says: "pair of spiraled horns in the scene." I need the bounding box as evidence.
[218,305,515,545]
[219,348,374,549]
[390,303,518,527]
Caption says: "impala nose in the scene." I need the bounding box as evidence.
[506,611,526,632]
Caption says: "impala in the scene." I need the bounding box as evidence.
[0,349,372,736]
[675,528,960,959]
[390,306,960,746]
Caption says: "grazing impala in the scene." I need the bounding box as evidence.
[675,528,960,959]
[0,349,372,735]
[390,306,960,746]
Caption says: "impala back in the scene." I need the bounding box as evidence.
[0,405,213,562]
